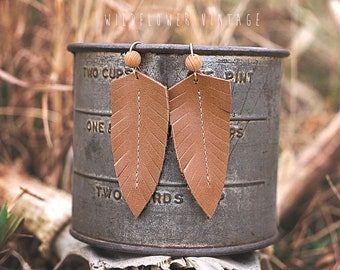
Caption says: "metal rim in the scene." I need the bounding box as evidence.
[67,43,290,58]
[70,227,279,256]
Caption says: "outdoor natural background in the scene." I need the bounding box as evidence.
[0,0,340,269]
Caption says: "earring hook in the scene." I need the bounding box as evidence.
[189,43,194,56]
[129,41,142,53]
[126,41,142,79]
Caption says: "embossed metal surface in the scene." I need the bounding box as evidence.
[68,43,289,256]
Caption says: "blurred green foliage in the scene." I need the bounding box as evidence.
[0,204,24,249]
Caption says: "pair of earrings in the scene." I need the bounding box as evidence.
[111,42,231,218]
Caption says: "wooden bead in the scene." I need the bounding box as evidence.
[185,54,202,72]
[124,51,141,68]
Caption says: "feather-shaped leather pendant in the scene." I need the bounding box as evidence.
[111,71,168,218]
[169,73,231,218]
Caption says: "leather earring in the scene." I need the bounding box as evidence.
[169,44,232,218]
[110,42,169,218]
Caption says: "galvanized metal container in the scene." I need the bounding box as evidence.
[68,43,289,256]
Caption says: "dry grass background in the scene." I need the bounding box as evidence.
[0,0,340,269]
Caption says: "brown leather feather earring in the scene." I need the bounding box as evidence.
[110,42,169,218]
[169,44,232,218]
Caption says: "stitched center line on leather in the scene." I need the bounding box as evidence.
[135,89,141,188]
[197,89,210,185]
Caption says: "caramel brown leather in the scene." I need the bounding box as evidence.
[169,73,231,218]
[111,71,169,218]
